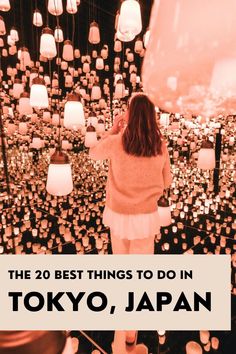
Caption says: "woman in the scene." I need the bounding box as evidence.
[89,94,172,254]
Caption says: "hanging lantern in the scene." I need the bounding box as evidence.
[0,0,10,11]
[101,46,108,59]
[91,84,101,100]
[13,79,24,99]
[19,122,28,135]
[66,0,77,14]
[88,21,100,44]
[52,111,60,126]
[18,47,31,68]
[143,0,236,116]
[61,61,68,70]
[114,39,122,52]
[85,125,97,148]
[64,93,85,130]
[83,61,90,73]
[186,341,203,354]
[88,112,98,127]
[118,0,142,39]
[30,77,49,108]
[18,92,33,116]
[96,56,104,70]
[46,150,73,196]
[114,79,125,99]
[54,26,64,43]
[29,68,38,87]
[127,52,134,62]
[157,196,172,227]
[0,16,6,35]
[48,0,63,16]
[7,35,15,46]
[74,48,80,58]
[40,27,57,59]
[134,37,143,53]
[197,140,216,170]
[62,40,74,61]
[31,135,43,149]
[10,27,19,42]
[33,9,43,27]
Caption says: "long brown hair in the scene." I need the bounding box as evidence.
[122,94,163,157]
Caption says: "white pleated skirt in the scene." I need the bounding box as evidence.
[103,206,160,240]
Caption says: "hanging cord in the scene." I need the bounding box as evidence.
[54,7,62,150]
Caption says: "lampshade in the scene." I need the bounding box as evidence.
[33,9,43,27]
[46,151,73,196]
[114,39,122,52]
[66,0,77,14]
[114,79,125,99]
[48,0,63,16]
[62,40,74,61]
[18,92,33,116]
[96,56,104,70]
[0,0,10,11]
[186,341,203,354]
[84,125,98,148]
[143,0,236,116]
[18,47,31,67]
[118,0,142,39]
[30,77,49,108]
[54,26,64,42]
[88,21,100,44]
[91,84,101,100]
[40,27,57,59]
[0,16,6,35]
[197,140,216,170]
[64,93,85,130]
[10,28,19,42]
[13,79,24,99]
[158,196,172,227]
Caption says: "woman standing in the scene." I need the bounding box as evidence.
[89,94,172,254]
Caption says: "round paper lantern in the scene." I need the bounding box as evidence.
[85,125,97,148]
[0,16,6,35]
[62,40,74,61]
[33,9,43,27]
[186,341,203,354]
[197,140,216,170]
[88,21,100,44]
[158,196,172,227]
[54,26,64,43]
[66,0,77,14]
[64,93,85,130]
[40,27,57,59]
[0,0,10,11]
[46,150,73,196]
[30,77,49,108]
[118,0,142,39]
[18,92,33,116]
[143,0,236,116]
[48,0,63,16]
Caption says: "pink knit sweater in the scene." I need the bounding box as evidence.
[89,134,172,214]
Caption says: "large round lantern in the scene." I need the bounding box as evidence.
[64,93,85,130]
[143,0,236,116]
[118,0,142,39]
[88,21,100,44]
[46,150,73,196]
[40,27,57,59]
[157,196,172,227]
[30,77,49,108]
[197,140,216,170]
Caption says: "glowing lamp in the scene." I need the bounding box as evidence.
[88,21,100,44]
[197,140,216,170]
[64,93,85,130]
[158,196,172,227]
[186,341,203,354]
[143,0,236,116]
[40,27,57,59]
[0,0,10,11]
[85,125,98,147]
[66,0,77,14]
[18,92,33,115]
[54,26,64,43]
[46,150,73,196]
[118,0,142,39]
[48,0,63,16]
[33,9,43,27]
[30,77,49,108]
[0,16,6,35]
[62,40,74,61]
